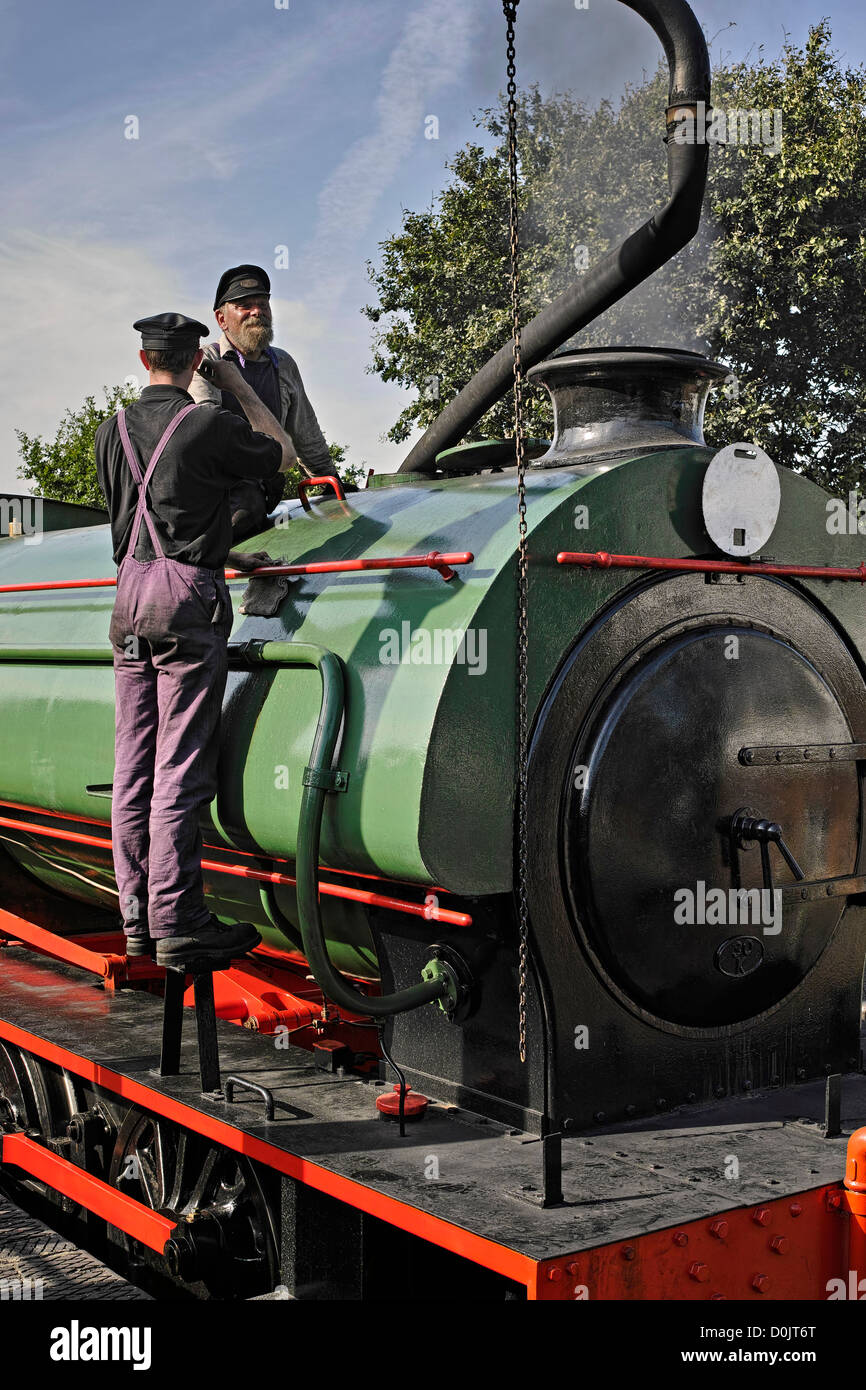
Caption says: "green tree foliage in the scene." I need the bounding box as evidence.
[330,443,367,492]
[17,389,366,507]
[365,23,866,494]
[282,441,366,498]
[16,384,139,509]
[706,26,866,493]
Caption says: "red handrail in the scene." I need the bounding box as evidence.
[298,474,348,514]
[0,576,118,592]
[557,550,866,582]
[0,551,473,593]
[223,550,471,582]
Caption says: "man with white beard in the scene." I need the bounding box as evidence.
[190,264,338,537]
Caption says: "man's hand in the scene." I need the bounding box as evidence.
[200,357,246,394]
[202,355,297,474]
[226,549,276,573]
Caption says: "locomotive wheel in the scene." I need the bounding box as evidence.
[0,1043,80,1206]
[0,1043,77,1140]
[107,1107,278,1299]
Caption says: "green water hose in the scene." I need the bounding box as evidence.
[235,640,450,1017]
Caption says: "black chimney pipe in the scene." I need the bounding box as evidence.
[398,0,711,474]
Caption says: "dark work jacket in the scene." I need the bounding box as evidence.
[94,386,282,570]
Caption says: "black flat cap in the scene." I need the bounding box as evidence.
[213,264,271,310]
[134,313,210,350]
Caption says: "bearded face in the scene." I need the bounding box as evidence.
[218,297,274,358]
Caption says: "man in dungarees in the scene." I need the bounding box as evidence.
[94,312,295,968]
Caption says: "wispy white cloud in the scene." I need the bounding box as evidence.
[0,0,482,490]
[300,0,479,312]
[0,3,378,250]
[0,232,188,489]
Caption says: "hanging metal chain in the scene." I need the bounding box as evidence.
[502,0,529,1064]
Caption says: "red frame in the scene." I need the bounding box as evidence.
[0,1014,536,1287]
[0,1131,176,1254]
[0,1010,858,1298]
[0,904,379,1058]
[1,901,863,1298]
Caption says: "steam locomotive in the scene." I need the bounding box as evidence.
[1,0,866,1302]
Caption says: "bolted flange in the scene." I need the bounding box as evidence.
[420,943,475,1022]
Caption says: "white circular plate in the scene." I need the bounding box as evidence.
[701,442,781,557]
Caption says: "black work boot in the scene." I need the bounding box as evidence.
[155,916,261,971]
[124,935,156,959]
[119,915,155,959]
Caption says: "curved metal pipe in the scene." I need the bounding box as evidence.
[244,640,449,1017]
[398,0,711,473]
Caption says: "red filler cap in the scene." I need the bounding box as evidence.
[375,1084,429,1120]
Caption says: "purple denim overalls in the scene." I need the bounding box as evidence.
[109,404,233,941]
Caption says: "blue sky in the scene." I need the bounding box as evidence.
[2,0,865,491]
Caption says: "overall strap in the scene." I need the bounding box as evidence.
[265,347,284,420]
[116,403,200,559]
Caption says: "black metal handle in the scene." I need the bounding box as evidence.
[731,812,805,895]
[224,1075,275,1122]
